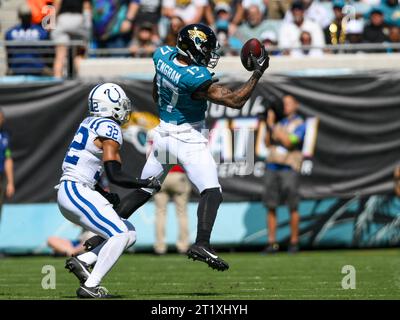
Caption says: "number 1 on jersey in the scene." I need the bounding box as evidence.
[157,74,179,113]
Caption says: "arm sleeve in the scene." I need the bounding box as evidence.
[104,160,150,189]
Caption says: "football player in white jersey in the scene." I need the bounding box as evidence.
[57,83,160,298]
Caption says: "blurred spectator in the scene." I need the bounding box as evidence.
[47,228,95,257]
[284,0,331,29]
[267,0,292,20]
[242,0,267,17]
[129,22,157,57]
[260,30,281,55]
[235,4,276,44]
[361,0,381,4]
[387,24,400,51]
[0,110,15,221]
[153,165,191,255]
[363,7,389,46]
[91,0,140,49]
[279,1,325,55]
[262,95,306,254]
[389,24,400,41]
[27,0,54,25]
[394,165,400,196]
[135,0,162,30]
[204,0,244,35]
[291,30,324,57]
[325,0,346,46]
[163,15,185,46]
[5,4,51,76]
[51,0,91,78]
[212,4,242,55]
[345,19,365,50]
[162,0,206,25]
[377,0,400,27]
[0,109,14,258]
[214,3,232,33]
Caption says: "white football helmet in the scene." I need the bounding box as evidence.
[88,83,132,124]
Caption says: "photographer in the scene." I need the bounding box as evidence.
[262,95,306,254]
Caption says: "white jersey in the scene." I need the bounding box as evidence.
[60,116,123,188]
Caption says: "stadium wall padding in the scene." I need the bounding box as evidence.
[1,195,399,254]
[2,73,400,204]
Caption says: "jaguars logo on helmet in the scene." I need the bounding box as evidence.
[188,29,208,44]
[177,24,220,68]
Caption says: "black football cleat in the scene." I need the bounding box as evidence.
[76,285,112,299]
[187,244,229,271]
[65,257,91,284]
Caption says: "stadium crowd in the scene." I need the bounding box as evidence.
[3,0,400,76]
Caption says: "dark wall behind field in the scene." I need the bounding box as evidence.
[2,72,400,203]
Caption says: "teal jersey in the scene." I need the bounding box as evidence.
[153,46,212,124]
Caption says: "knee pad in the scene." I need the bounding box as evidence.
[123,220,137,248]
[126,230,137,249]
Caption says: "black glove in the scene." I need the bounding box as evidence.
[95,184,120,208]
[145,176,161,192]
[104,192,120,208]
[251,48,270,79]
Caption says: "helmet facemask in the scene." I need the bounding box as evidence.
[191,38,220,69]
[202,42,220,68]
[112,97,132,125]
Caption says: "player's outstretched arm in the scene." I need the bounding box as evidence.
[102,139,161,190]
[196,74,260,109]
[193,53,270,109]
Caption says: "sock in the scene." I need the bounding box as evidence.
[117,189,152,219]
[195,188,223,246]
[84,233,129,288]
[77,241,106,265]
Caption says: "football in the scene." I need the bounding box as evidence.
[240,38,264,71]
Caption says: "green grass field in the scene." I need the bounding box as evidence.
[0,249,399,299]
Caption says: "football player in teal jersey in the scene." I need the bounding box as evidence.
[89,24,269,271]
